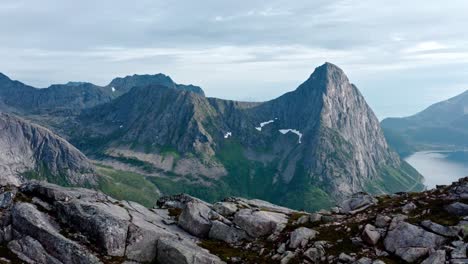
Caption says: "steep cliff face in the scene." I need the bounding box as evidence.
[66,63,423,211]
[0,113,96,186]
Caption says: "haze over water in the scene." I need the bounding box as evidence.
[405,151,468,189]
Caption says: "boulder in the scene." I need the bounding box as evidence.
[208,220,249,244]
[421,220,459,238]
[0,191,15,209]
[233,209,288,238]
[384,219,446,262]
[445,202,468,216]
[340,192,377,214]
[374,214,391,228]
[401,202,417,214]
[280,251,296,264]
[303,246,325,263]
[213,202,238,217]
[361,224,380,245]
[451,241,467,259]
[178,200,215,237]
[289,227,317,249]
[421,250,445,264]
[55,199,130,256]
[8,236,62,264]
[11,203,102,264]
[156,237,225,264]
[338,252,355,262]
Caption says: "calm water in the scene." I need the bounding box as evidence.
[405,151,468,189]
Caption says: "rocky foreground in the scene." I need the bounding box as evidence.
[1,179,468,263]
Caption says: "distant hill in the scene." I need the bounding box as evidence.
[382,90,468,155]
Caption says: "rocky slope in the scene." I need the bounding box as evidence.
[382,90,468,155]
[1,176,468,263]
[0,113,96,186]
[67,63,423,211]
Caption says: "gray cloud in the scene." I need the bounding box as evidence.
[1,0,468,118]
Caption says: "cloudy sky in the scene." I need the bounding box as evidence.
[1,0,467,118]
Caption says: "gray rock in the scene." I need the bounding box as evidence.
[309,213,322,223]
[402,202,417,214]
[384,219,446,262]
[277,243,286,254]
[55,199,130,257]
[8,236,62,264]
[421,250,445,264]
[340,192,377,214]
[338,252,355,262]
[156,237,225,264]
[353,257,372,264]
[280,251,296,264]
[213,202,238,217]
[374,214,391,228]
[11,202,102,264]
[233,209,288,238]
[208,220,249,244]
[446,202,468,216]
[361,224,380,245]
[303,246,325,263]
[289,227,317,248]
[178,200,214,238]
[0,192,14,209]
[451,241,467,259]
[421,220,459,237]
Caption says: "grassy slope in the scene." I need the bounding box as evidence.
[96,165,160,207]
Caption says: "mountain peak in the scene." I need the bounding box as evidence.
[309,62,347,82]
[108,73,205,96]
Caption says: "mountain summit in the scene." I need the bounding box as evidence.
[62,62,423,210]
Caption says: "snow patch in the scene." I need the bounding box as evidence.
[119,125,123,128]
[255,119,276,131]
[224,132,232,139]
[111,87,116,92]
[279,129,303,143]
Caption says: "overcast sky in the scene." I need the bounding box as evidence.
[1,0,467,119]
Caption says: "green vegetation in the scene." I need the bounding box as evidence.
[199,240,279,264]
[96,165,160,207]
[22,162,94,188]
[367,162,425,195]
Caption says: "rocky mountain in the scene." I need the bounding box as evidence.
[382,90,468,155]
[1,175,468,263]
[0,113,96,186]
[0,72,203,116]
[107,73,205,96]
[64,63,423,211]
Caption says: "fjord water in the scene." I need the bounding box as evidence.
[405,151,468,189]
